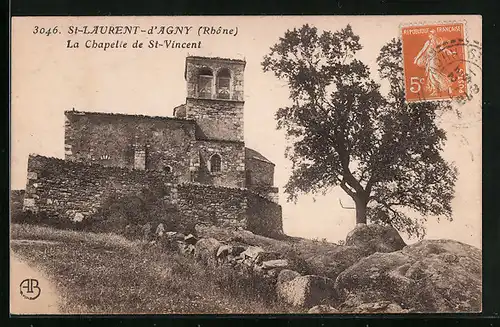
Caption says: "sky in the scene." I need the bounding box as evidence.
[11,16,482,247]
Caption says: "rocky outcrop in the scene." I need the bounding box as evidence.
[277,275,337,308]
[339,299,410,314]
[308,305,339,314]
[153,225,481,313]
[305,245,371,281]
[262,259,288,270]
[335,239,482,313]
[345,224,406,254]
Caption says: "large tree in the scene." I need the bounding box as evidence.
[262,24,457,238]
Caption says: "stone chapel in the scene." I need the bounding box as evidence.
[63,56,279,202]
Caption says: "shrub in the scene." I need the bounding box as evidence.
[11,210,52,225]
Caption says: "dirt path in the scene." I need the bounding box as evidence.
[10,252,61,314]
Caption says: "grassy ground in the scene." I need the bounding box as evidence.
[11,224,299,314]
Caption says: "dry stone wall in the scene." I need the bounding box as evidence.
[23,155,283,236]
[176,183,283,236]
[246,192,283,237]
[24,155,176,221]
[176,183,248,229]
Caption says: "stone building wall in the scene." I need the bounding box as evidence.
[184,56,245,142]
[23,155,175,221]
[64,110,196,182]
[184,56,245,102]
[245,157,275,187]
[189,140,245,188]
[186,98,244,142]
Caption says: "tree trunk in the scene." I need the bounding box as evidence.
[355,200,367,225]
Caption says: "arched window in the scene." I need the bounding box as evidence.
[198,67,213,99]
[209,154,222,173]
[216,68,231,99]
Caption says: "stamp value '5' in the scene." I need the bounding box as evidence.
[402,22,467,102]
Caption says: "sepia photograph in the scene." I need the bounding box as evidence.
[10,15,482,314]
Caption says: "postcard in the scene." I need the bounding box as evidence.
[10,15,482,314]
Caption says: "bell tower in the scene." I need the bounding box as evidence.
[184,56,245,142]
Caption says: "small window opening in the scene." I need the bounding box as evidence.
[198,67,213,99]
[164,165,173,174]
[216,68,231,99]
[209,154,222,173]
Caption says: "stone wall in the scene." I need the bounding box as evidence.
[185,56,245,102]
[24,155,175,221]
[176,183,283,237]
[65,110,196,182]
[246,156,275,188]
[246,192,283,237]
[186,98,244,142]
[23,155,283,236]
[176,183,248,229]
[11,190,25,213]
[190,140,245,188]
[184,56,245,142]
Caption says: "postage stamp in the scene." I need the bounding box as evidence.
[402,22,467,102]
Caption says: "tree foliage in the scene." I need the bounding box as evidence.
[262,24,457,238]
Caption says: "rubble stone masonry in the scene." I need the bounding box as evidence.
[23,155,283,236]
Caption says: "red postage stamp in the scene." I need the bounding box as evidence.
[402,22,467,102]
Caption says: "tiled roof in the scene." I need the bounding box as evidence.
[186,56,246,64]
[245,147,274,165]
[64,109,195,123]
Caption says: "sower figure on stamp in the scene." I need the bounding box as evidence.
[413,29,455,96]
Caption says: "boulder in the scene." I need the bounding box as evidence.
[345,224,406,254]
[308,305,339,314]
[277,269,301,285]
[305,245,371,281]
[261,259,289,270]
[266,269,280,278]
[165,231,177,237]
[240,246,265,260]
[242,258,254,267]
[184,234,199,245]
[335,239,482,313]
[229,236,245,243]
[194,238,221,266]
[231,245,246,256]
[277,275,337,308]
[155,223,165,237]
[255,251,282,264]
[216,245,232,258]
[174,233,186,241]
[339,297,410,313]
[179,243,195,256]
[253,265,264,273]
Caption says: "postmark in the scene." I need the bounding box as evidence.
[402,22,469,103]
